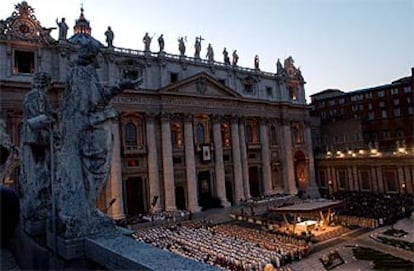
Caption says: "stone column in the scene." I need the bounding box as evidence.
[146,113,162,212]
[371,167,378,193]
[161,113,176,211]
[280,120,297,195]
[403,166,413,194]
[260,119,272,195]
[397,167,405,194]
[352,166,359,191]
[347,168,354,191]
[231,117,244,203]
[108,120,125,219]
[183,114,201,212]
[213,116,230,207]
[376,167,384,193]
[238,118,250,199]
[304,123,320,198]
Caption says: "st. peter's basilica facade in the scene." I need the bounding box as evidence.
[0,2,319,219]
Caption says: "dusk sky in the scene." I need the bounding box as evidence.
[1,0,413,101]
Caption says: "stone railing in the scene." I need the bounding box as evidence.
[112,46,276,77]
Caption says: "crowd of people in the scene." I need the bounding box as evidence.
[133,220,310,271]
[332,191,413,227]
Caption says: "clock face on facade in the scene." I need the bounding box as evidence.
[12,19,36,38]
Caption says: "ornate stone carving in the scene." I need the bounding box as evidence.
[196,77,207,94]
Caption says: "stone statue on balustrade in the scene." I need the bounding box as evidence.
[254,54,260,70]
[194,36,203,58]
[56,42,142,238]
[178,36,186,56]
[56,17,68,41]
[223,47,230,64]
[20,72,56,225]
[276,58,287,77]
[232,50,239,65]
[143,32,152,51]
[158,34,165,52]
[206,43,214,62]
[105,26,114,47]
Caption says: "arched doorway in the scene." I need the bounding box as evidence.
[294,150,309,197]
[175,186,186,210]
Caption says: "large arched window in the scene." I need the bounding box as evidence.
[125,122,137,146]
[196,123,205,144]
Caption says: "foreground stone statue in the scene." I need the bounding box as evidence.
[20,72,55,224]
[56,42,142,238]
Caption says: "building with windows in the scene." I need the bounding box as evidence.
[0,2,319,219]
[310,68,414,197]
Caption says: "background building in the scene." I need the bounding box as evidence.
[310,68,414,197]
[0,2,319,219]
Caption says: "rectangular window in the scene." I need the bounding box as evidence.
[391,88,399,95]
[266,86,273,97]
[127,159,139,167]
[381,110,387,118]
[170,72,178,83]
[14,50,35,74]
[404,86,412,93]
[368,103,372,110]
[244,84,253,92]
[393,99,400,106]
[123,70,140,80]
[218,79,226,86]
[378,91,385,97]
[368,112,375,120]
[379,101,385,108]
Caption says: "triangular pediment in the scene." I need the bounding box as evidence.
[160,72,241,98]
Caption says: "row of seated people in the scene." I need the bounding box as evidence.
[332,191,413,226]
[334,215,379,229]
[132,220,309,271]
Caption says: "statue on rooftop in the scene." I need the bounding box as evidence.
[206,43,214,62]
[143,32,152,51]
[105,26,114,47]
[194,36,203,58]
[178,36,186,56]
[158,34,165,51]
[254,54,260,70]
[56,42,142,238]
[223,47,230,65]
[232,50,239,65]
[56,17,68,40]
